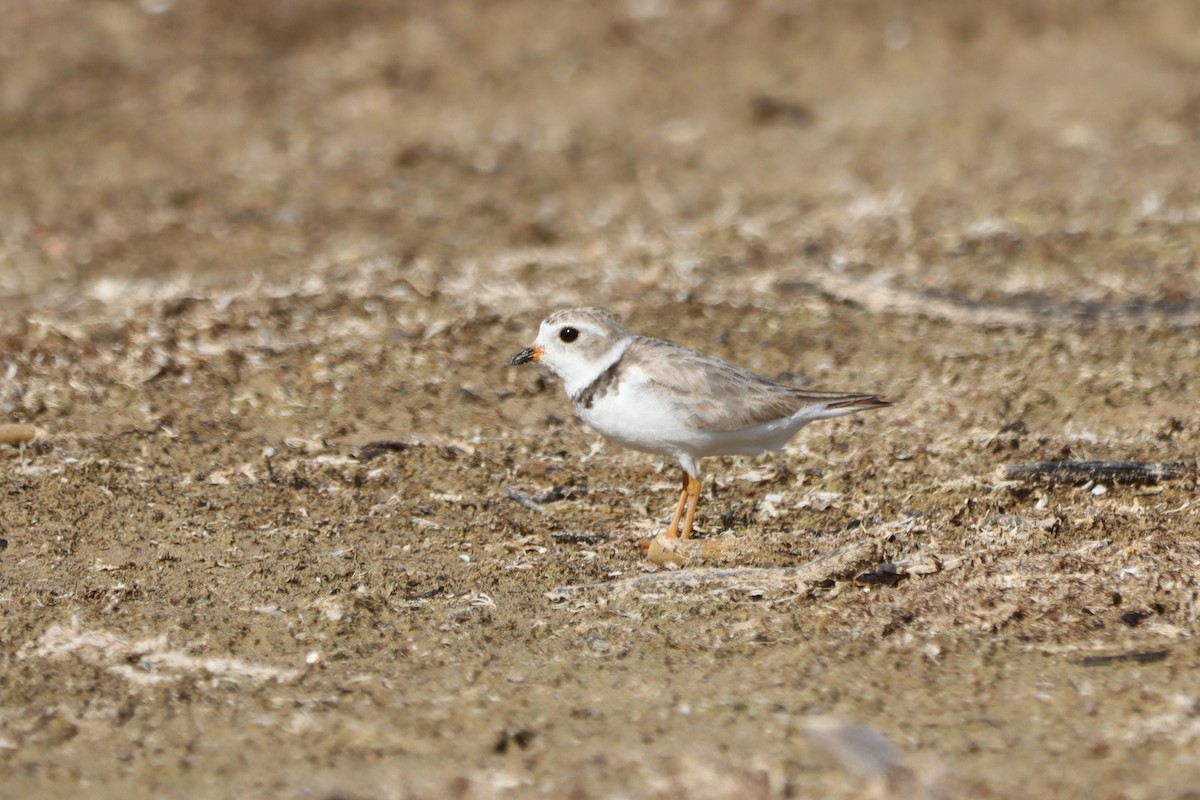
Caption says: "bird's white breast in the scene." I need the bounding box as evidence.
[574,363,690,457]
[574,362,818,467]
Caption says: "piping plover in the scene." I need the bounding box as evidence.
[511,308,891,540]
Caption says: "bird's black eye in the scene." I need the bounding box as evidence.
[559,327,579,343]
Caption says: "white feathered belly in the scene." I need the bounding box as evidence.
[574,380,811,461]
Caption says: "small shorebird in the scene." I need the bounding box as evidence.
[511,308,890,540]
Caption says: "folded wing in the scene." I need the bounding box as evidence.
[629,337,890,432]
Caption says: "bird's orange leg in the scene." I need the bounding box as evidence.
[679,473,701,540]
[664,470,691,539]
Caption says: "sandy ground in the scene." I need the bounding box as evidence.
[2,1,1200,798]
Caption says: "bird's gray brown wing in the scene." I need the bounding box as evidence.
[626,337,889,432]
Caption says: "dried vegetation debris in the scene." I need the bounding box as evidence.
[25,623,301,686]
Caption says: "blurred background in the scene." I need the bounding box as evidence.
[4,0,1199,315]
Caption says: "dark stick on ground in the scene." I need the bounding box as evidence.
[1000,461,1193,486]
[1081,650,1169,667]
[355,441,413,461]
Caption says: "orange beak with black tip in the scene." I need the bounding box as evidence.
[510,345,543,366]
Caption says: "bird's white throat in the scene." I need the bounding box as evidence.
[551,335,631,399]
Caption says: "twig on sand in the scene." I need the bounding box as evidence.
[998,460,1192,486]
[503,484,547,514]
[354,440,412,462]
[503,483,588,513]
[546,539,878,599]
[1081,650,1169,667]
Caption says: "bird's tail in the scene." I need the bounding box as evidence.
[793,391,893,422]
